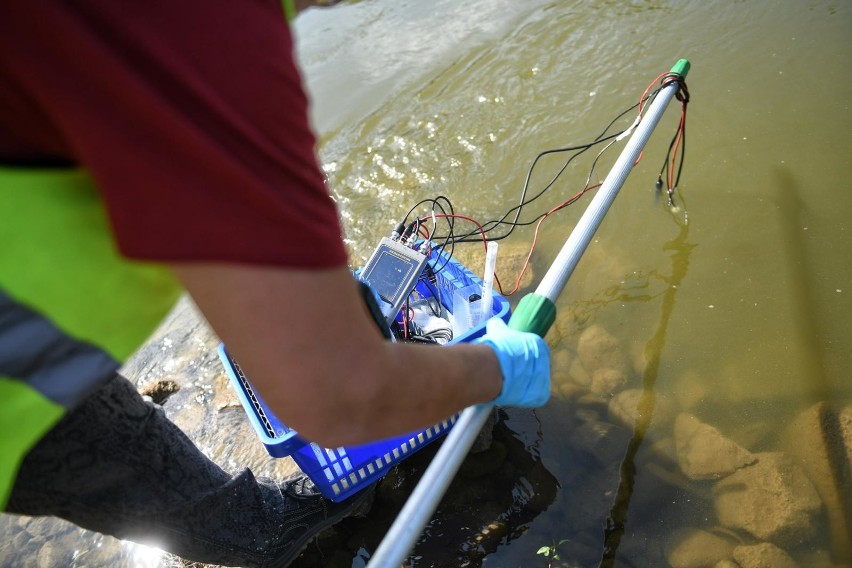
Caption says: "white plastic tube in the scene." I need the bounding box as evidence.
[479,241,498,323]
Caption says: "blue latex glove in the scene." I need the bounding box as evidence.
[474,317,551,408]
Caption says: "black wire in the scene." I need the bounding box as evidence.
[656,81,689,206]
[448,85,667,244]
[404,81,677,285]
[673,114,686,189]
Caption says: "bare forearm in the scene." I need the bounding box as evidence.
[326,339,502,446]
[170,262,502,447]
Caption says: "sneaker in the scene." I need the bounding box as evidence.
[268,475,374,567]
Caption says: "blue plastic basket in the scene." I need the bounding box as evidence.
[218,248,510,502]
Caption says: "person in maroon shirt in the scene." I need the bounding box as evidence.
[0,1,551,566]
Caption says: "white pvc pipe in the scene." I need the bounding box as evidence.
[367,76,682,568]
[535,81,679,301]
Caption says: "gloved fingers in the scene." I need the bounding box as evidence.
[476,317,551,408]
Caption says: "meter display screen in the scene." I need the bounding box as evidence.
[360,238,429,322]
[362,248,419,303]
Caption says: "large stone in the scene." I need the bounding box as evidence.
[570,357,592,387]
[733,542,799,568]
[783,401,852,562]
[590,367,628,396]
[674,413,756,480]
[608,388,677,429]
[549,346,574,392]
[713,452,822,544]
[665,528,735,568]
[577,324,629,376]
[452,241,536,293]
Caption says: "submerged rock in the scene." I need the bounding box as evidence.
[577,323,629,376]
[665,528,736,568]
[569,357,592,386]
[590,367,628,396]
[674,413,756,480]
[783,401,852,562]
[733,542,799,568]
[608,388,677,429]
[712,452,822,544]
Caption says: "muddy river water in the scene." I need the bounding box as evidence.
[1,1,850,567]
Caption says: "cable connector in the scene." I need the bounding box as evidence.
[402,220,420,248]
[390,221,406,241]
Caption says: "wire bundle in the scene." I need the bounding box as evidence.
[388,72,690,298]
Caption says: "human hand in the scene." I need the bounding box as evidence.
[474,317,550,408]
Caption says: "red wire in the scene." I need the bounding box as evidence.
[501,182,602,297]
[418,184,601,298]
[668,101,687,191]
[408,71,686,300]
[638,72,668,116]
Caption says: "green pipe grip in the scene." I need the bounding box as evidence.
[670,58,691,78]
[508,293,557,338]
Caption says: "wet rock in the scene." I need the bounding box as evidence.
[11,530,29,551]
[139,378,180,405]
[628,338,647,375]
[665,528,736,568]
[712,452,822,544]
[453,241,535,293]
[557,380,586,400]
[36,542,60,568]
[570,358,592,386]
[470,407,498,453]
[460,440,507,478]
[783,402,852,562]
[577,324,629,376]
[374,465,413,511]
[577,389,613,411]
[714,560,741,568]
[674,413,756,480]
[733,542,799,568]
[549,346,576,393]
[608,388,677,429]
[590,367,628,397]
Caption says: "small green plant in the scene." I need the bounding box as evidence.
[536,539,570,567]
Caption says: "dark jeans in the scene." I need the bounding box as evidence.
[6,374,292,567]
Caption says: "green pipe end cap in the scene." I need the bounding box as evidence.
[670,59,691,78]
[508,294,557,338]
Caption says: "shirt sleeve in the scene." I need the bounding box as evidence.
[2,0,348,268]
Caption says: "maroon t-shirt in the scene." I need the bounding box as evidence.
[0,0,348,268]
